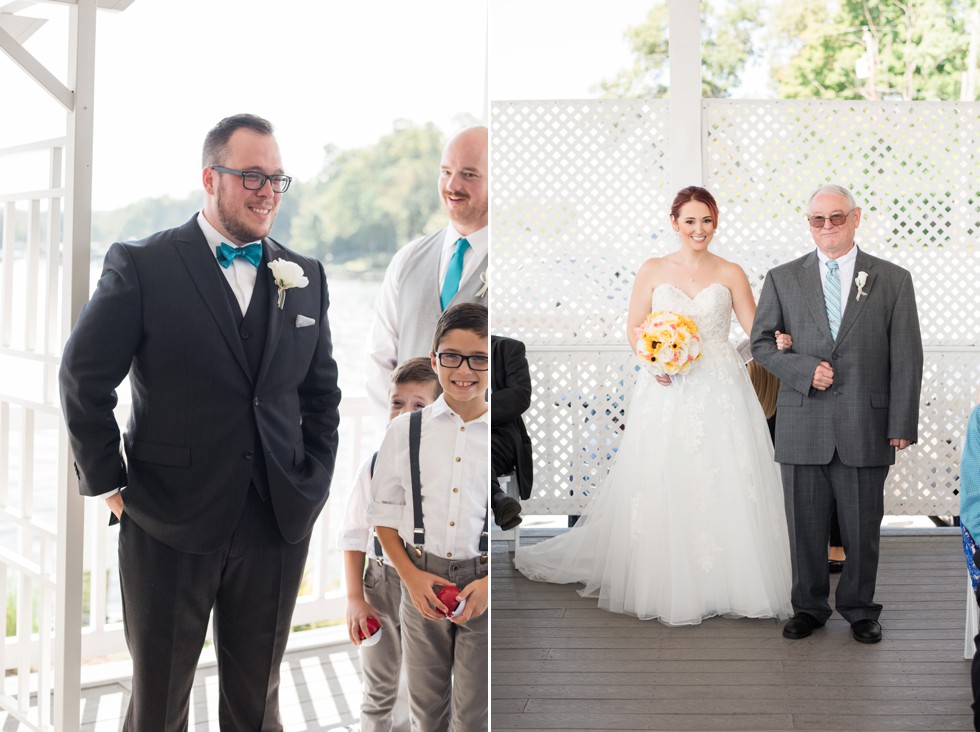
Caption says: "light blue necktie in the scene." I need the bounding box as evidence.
[440,238,470,311]
[216,241,262,268]
[824,259,842,339]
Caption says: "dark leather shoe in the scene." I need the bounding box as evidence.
[492,493,523,531]
[828,560,845,573]
[851,618,882,644]
[782,612,824,639]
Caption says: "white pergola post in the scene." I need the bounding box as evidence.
[56,3,97,729]
[668,0,703,190]
[1,1,132,729]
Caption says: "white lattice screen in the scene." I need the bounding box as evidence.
[493,98,980,517]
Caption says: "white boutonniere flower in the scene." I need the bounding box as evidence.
[475,270,488,298]
[268,259,309,310]
[855,271,869,301]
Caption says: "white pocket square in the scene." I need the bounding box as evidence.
[295,315,316,328]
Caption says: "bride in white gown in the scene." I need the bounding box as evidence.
[514,186,793,625]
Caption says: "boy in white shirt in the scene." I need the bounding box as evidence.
[339,357,441,732]
[368,302,489,732]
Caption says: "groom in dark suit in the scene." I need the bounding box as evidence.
[59,114,341,730]
[751,184,922,644]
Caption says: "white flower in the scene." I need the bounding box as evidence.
[475,270,488,298]
[855,270,869,301]
[268,258,309,310]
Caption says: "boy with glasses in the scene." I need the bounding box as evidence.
[368,302,489,732]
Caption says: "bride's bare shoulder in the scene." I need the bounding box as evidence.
[637,256,672,276]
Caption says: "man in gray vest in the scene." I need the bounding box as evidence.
[367,126,489,420]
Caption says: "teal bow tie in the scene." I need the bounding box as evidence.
[216,241,262,268]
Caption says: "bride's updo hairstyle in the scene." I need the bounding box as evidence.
[670,186,719,226]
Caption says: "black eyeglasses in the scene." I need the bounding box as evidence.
[807,210,854,229]
[211,166,292,193]
[435,352,489,371]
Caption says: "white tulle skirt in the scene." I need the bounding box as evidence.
[514,347,793,625]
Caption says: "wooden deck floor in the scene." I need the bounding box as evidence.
[1,637,371,732]
[492,532,975,732]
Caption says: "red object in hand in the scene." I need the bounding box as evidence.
[436,586,460,617]
[358,616,381,641]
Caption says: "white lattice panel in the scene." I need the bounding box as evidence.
[493,98,980,517]
[492,99,671,344]
[704,100,980,348]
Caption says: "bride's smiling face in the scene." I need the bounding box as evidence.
[671,201,715,251]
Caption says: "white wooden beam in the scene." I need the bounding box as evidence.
[9,0,135,9]
[668,0,703,190]
[55,0,96,727]
[0,11,45,43]
[0,24,73,110]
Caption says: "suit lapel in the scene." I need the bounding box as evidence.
[172,219,252,382]
[254,240,286,389]
[797,251,835,344]
[834,248,877,345]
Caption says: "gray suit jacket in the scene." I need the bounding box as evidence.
[750,247,922,467]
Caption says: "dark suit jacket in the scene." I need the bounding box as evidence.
[750,247,922,467]
[60,215,341,553]
[491,335,534,499]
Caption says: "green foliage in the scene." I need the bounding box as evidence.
[290,121,445,264]
[90,120,453,273]
[771,0,980,100]
[599,0,764,98]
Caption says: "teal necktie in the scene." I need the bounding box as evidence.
[440,238,470,310]
[216,241,262,268]
[824,259,842,339]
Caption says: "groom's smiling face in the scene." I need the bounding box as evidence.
[809,191,861,259]
[204,128,284,245]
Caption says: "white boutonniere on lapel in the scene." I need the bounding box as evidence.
[855,271,869,301]
[475,270,488,298]
[268,259,309,310]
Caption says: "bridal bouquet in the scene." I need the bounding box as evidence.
[634,311,702,376]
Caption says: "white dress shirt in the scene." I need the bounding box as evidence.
[366,225,488,420]
[197,211,259,316]
[816,244,859,320]
[367,395,489,561]
[337,455,390,564]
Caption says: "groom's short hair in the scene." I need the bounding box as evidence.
[808,184,857,210]
[202,113,275,167]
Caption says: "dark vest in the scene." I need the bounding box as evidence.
[218,256,271,498]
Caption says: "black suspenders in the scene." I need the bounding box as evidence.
[407,409,489,563]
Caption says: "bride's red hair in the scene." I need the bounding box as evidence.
[670,186,719,226]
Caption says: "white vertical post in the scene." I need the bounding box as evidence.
[668,0,703,191]
[56,0,97,729]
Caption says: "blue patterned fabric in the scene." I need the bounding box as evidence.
[824,259,841,339]
[960,405,980,587]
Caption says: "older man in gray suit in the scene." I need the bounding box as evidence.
[751,184,922,644]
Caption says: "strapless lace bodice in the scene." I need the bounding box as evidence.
[651,283,733,345]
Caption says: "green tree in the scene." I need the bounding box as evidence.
[599,0,763,98]
[771,0,980,100]
[290,121,444,266]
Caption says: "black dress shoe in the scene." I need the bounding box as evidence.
[851,618,882,644]
[782,612,824,639]
[492,493,523,531]
[828,560,845,573]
